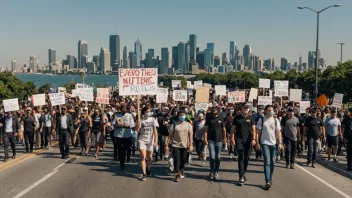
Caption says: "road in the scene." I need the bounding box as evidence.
[0,141,351,198]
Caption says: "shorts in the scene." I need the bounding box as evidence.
[92,130,103,146]
[327,135,338,148]
[138,140,154,151]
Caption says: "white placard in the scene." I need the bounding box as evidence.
[194,80,203,88]
[332,93,343,107]
[156,88,168,103]
[75,83,90,89]
[77,88,94,101]
[172,80,181,88]
[228,91,245,103]
[173,90,187,102]
[248,88,258,101]
[71,89,79,97]
[195,102,209,113]
[203,83,212,88]
[186,81,192,88]
[215,85,226,96]
[274,81,289,97]
[58,87,66,93]
[96,88,109,104]
[49,92,66,106]
[258,96,272,106]
[32,94,46,106]
[259,78,270,89]
[118,68,158,95]
[3,98,19,112]
[300,101,310,113]
[290,89,302,102]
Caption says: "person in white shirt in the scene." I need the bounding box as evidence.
[256,105,283,190]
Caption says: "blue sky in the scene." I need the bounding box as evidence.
[1,0,351,68]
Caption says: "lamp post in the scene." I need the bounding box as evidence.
[336,43,345,63]
[297,4,342,103]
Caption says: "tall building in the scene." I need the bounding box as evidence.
[92,55,100,71]
[302,63,307,71]
[29,56,37,73]
[81,55,89,69]
[109,35,120,67]
[172,46,178,69]
[129,52,137,68]
[99,48,110,73]
[298,55,303,71]
[66,54,75,69]
[134,38,142,67]
[319,58,326,68]
[11,59,16,72]
[243,45,251,66]
[214,56,220,67]
[272,58,275,71]
[222,52,227,65]
[146,48,155,68]
[281,57,288,71]
[177,41,186,73]
[123,46,129,68]
[48,49,56,67]
[204,49,212,67]
[308,51,315,70]
[206,42,214,65]
[78,40,88,68]
[185,42,190,73]
[196,51,205,69]
[86,62,96,74]
[160,48,169,74]
[252,56,259,72]
[230,41,235,64]
[189,34,197,62]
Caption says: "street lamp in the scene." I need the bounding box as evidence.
[336,43,345,63]
[298,4,342,103]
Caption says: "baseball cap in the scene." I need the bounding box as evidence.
[287,107,295,112]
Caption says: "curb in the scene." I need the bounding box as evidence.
[316,157,352,180]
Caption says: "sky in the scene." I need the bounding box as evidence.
[1,0,351,68]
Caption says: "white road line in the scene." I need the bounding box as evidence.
[53,158,71,171]
[12,170,58,198]
[296,164,352,198]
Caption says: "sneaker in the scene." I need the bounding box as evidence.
[140,174,147,181]
[209,172,214,180]
[214,172,219,181]
[243,175,248,182]
[312,163,316,168]
[180,170,185,179]
[306,161,311,166]
[238,176,245,186]
[61,155,65,159]
[333,157,338,162]
[146,168,151,176]
[174,175,181,182]
[290,164,294,169]
[230,153,233,159]
[265,182,272,189]
[12,155,16,159]
[29,150,33,153]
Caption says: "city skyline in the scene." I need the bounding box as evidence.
[1,0,351,68]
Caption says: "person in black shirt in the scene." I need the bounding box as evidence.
[204,107,226,181]
[21,107,37,153]
[231,103,257,186]
[303,108,325,168]
[342,108,352,171]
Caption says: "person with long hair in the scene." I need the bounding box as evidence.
[91,108,105,159]
[77,109,92,155]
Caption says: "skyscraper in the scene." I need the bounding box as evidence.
[81,55,89,70]
[93,55,100,71]
[134,38,142,67]
[78,40,88,68]
[11,59,16,72]
[308,51,315,70]
[222,52,227,65]
[172,46,178,69]
[243,45,251,66]
[196,51,205,69]
[146,49,155,68]
[123,46,128,68]
[129,52,137,68]
[281,57,288,71]
[160,47,169,74]
[253,56,259,72]
[99,48,111,73]
[66,54,75,69]
[185,42,190,73]
[109,35,120,67]
[178,41,186,73]
[299,55,303,71]
[29,56,37,73]
[48,49,56,67]
[204,49,212,67]
[189,34,197,62]
[214,56,220,67]
[230,41,235,64]
[206,42,214,65]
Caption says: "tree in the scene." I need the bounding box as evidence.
[80,72,87,83]
[0,72,37,102]
[38,83,51,94]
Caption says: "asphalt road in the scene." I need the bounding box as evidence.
[0,141,351,198]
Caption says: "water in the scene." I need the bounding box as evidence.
[15,74,118,88]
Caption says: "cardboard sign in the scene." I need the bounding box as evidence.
[75,83,90,89]
[172,80,181,88]
[228,91,245,103]
[58,87,66,93]
[49,92,65,106]
[258,96,272,106]
[274,81,289,97]
[77,88,94,101]
[332,93,343,108]
[194,80,203,88]
[173,90,187,102]
[156,88,168,103]
[215,85,226,96]
[290,89,302,102]
[32,94,46,107]
[196,86,209,103]
[119,68,158,95]
[195,102,209,113]
[300,101,310,113]
[259,78,270,89]
[186,81,192,88]
[248,88,258,101]
[317,94,329,107]
[203,83,212,88]
[96,88,109,104]
[3,98,19,112]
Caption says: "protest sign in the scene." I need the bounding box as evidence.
[172,80,181,88]
[332,93,343,108]
[75,83,90,89]
[119,68,158,96]
[49,93,65,106]
[194,80,203,88]
[96,88,109,104]
[58,87,66,93]
[259,78,270,89]
[32,94,46,106]
[77,88,94,101]
[228,91,245,103]
[196,86,209,103]
[248,88,258,102]
[173,90,187,102]
[186,81,192,88]
[300,101,310,113]
[274,81,289,97]
[203,83,212,88]
[71,89,79,97]
[156,88,168,103]
[215,85,226,96]
[195,102,209,113]
[290,89,302,102]
[3,98,19,112]
[258,96,272,106]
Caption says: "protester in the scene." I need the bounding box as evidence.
[342,108,352,171]
[324,110,342,162]
[0,111,20,162]
[56,106,74,159]
[21,107,36,153]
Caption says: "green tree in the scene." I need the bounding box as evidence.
[80,72,87,83]
[38,83,51,94]
[0,72,37,102]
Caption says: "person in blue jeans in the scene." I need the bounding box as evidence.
[204,107,226,181]
[256,105,283,190]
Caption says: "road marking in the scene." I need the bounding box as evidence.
[53,156,80,171]
[296,164,352,198]
[0,155,35,173]
[12,169,58,198]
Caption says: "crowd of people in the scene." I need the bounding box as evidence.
[1,87,352,190]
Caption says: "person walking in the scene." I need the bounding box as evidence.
[0,111,20,162]
[21,107,37,153]
[91,108,105,159]
[342,108,352,171]
[40,107,53,150]
[256,105,282,189]
[77,111,92,155]
[325,110,342,162]
[55,106,74,159]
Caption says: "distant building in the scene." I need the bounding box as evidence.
[230,41,235,65]
[206,43,214,65]
[78,40,88,68]
[222,52,227,65]
[160,47,169,74]
[298,55,303,71]
[93,55,100,71]
[204,49,212,67]
[178,41,186,73]
[146,48,155,68]
[48,49,56,69]
[99,48,111,73]
[109,35,120,68]
[129,52,137,68]
[66,54,75,69]
[86,62,96,73]
[302,63,307,71]
[123,46,128,68]
[185,42,190,73]
[243,45,252,66]
[29,56,37,73]
[196,51,205,69]
[281,57,288,71]
[214,56,220,67]
[134,38,142,67]
[11,59,16,72]
[81,55,89,69]
[172,46,178,70]
[189,34,197,62]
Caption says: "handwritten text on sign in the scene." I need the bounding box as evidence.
[77,88,94,101]
[258,96,272,106]
[274,81,289,97]
[49,93,66,106]
[332,93,343,107]
[3,98,19,112]
[173,90,187,102]
[228,91,245,103]
[96,88,109,104]
[195,102,209,113]
[156,88,168,103]
[259,79,270,89]
[119,68,158,96]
